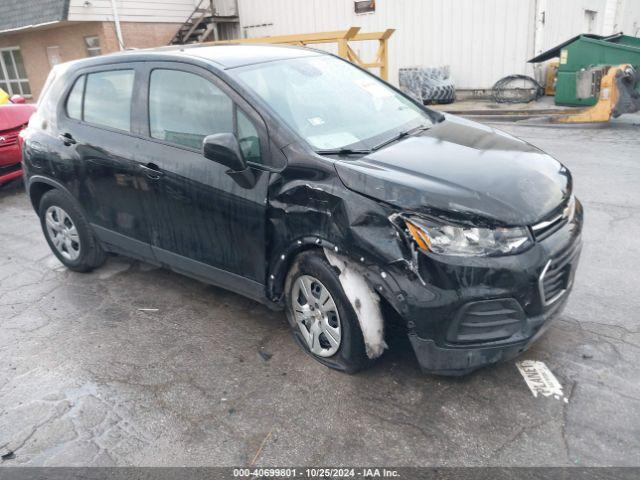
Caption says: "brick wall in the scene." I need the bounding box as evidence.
[0,21,180,100]
[101,21,180,54]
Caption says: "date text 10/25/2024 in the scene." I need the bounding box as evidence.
[233,468,400,478]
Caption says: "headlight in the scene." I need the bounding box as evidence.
[404,216,532,257]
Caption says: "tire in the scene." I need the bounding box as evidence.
[399,66,456,104]
[424,83,456,104]
[284,250,371,373]
[38,189,106,272]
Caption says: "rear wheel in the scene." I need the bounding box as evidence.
[285,251,371,373]
[39,189,106,272]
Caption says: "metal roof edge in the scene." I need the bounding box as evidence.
[0,20,62,35]
[528,32,624,63]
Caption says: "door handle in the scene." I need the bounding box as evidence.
[59,133,76,146]
[139,162,164,180]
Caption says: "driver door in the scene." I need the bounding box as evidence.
[135,63,271,300]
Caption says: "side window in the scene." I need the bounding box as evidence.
[84,70,134,131]
[237,109,261,164]
[66,75,85,120]
[149,69,233,149]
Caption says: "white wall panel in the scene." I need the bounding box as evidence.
[236,0,640,89]
[237,0,537,89]
[538,0,608,52]
[214,0,239,16]
[618,0,640,36]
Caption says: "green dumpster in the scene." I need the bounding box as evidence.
[529,33,640,106]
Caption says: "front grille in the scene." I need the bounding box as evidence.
[0,162,21,175]
[539,240,580,306]
[447,298,526,344]
[0,129,20,149]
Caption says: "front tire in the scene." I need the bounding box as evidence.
[39,189,106,272]
[284,251,371,373]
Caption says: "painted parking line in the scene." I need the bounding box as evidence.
[516,360,568,403]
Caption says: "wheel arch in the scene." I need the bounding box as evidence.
[28,176,78,213]
[266,236,332,304]
[267,236,408,324]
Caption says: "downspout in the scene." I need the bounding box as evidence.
[532,0,546,83]
[110,0,125,50]
[603,0,623,35]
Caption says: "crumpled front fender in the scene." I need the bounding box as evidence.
[265,143,417,318]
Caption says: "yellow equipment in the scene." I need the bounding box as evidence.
[555,64,640,123]
[0,88,9,105]
[544,60,559,96]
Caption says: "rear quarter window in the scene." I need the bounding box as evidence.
[66,75,85,120]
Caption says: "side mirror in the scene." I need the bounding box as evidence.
[203,133,247,172]
[10,95,26,104]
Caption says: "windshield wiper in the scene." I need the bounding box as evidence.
[315,147,371,156]
[371,124,430,151]
[315,124,430,156]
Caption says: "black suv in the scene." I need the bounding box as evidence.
[22,45,583,375]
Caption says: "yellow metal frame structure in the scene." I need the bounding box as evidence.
[205,27,395,80]
[555,64,629,123]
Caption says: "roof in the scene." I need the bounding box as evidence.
[0,0,69,34]
[175,44,323,68]
[65,43,325,71]
[528,33,624,63]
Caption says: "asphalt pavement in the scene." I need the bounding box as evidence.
[0,117,638,467]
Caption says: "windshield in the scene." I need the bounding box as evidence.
[232,55,433,151]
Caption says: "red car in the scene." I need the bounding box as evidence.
[0,95,36,186]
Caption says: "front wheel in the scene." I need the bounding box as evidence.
[39,189,106,272]
[284,251,371,373]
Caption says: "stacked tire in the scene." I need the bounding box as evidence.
[399,66,456,105]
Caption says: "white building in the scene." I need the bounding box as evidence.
[236,0,640,91]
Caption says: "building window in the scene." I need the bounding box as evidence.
[0,48,30,97]
[0,48,31,97]
[354,0,375,14]
[85,36,102,57]
[46,46,62,67]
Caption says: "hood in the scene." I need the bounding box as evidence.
[334,115,571,226]
[0,104,36,131]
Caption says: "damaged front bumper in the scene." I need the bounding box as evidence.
[385,202,583,376]
[408,293,569,376]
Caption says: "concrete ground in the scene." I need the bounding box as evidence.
[431,95,570,113]
[0,118,639,467]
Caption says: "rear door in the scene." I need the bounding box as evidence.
[57,64,154,260]
[135,62,272,298]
